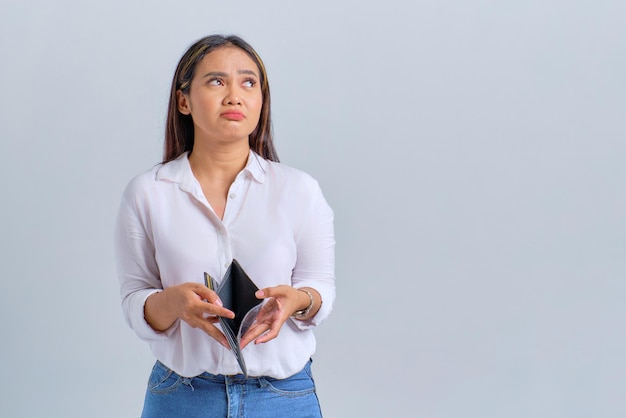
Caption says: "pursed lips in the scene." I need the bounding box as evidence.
[221,110,245,121]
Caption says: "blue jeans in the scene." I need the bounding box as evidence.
[141,359,322,418]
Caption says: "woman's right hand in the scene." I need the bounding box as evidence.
[144,283,235,349]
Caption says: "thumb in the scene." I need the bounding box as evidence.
[255,285,291,299]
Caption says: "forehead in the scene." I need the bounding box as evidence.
[197,46,260,75]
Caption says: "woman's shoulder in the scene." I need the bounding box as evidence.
[124,152,189,192]
[261,160,329,208]
[120,163,164,201]
[263,159,333,216]
[264,159,319,187]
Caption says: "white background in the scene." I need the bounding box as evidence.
[1,1,625,417]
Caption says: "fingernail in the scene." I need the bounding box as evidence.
[255,290,264,298]
[215,297,223,307]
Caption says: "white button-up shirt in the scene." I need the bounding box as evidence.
[114,151,335,378]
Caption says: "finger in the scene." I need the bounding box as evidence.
[192,285,235,319]
[255,286,288,299]
[193,284,225,306]
[240,324,270,350]
[254,323,280,345]
[181,306,231,349]
[239,322,270,350]
[195,320,230,349]
[255,285,293,299]
[198,300,235,319]
[202,313,219,323]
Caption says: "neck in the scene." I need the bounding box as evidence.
[188,140,250,184]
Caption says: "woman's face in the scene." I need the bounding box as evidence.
[178,46,263,146]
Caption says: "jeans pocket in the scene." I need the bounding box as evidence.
[260,366,316,398]
[147,361,185,394]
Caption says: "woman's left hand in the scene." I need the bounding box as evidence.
[239,285,308,349]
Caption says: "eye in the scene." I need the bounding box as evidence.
[208,78,223,86]
[242,78,257,88]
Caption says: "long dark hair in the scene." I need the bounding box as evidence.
[163,35,278,163]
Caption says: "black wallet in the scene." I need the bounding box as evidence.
[204,259,263,377]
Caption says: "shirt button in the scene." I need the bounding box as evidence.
[224,263,229,268]
[229,193,236,199]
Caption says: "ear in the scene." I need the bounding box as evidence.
[177,90,191,115]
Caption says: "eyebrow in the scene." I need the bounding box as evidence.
[201,69,259,79]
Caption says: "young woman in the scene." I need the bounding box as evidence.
[114,35,335,417]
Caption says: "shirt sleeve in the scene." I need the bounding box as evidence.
[114,180,180,341]
[290,179,336,330]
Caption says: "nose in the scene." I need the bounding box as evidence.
[223,85,242,106]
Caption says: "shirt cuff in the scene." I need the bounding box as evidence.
[290,284,335,331]
[125,289,180,341]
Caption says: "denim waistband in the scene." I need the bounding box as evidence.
[154,359,312,382]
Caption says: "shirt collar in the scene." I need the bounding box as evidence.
[155,150,268,188]
[244,150,269,183]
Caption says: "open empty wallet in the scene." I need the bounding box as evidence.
[204,259,263,377]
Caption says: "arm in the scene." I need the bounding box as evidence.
[144,283,234,349]
[239,180,335,348]
[289,179,336,328]
[114,185,234,346]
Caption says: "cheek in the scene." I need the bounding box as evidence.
[253,96,263,116]
[245,93,262,119]
[252,94,263,113]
